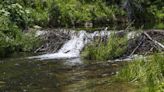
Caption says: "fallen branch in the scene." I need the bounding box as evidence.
[130,38,144,57]
[144,32,164,50]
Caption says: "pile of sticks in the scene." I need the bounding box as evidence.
[35,30,70,53]
[127,30,164,56]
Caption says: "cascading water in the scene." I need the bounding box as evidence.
[30,30,110,60]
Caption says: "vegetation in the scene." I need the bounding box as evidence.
[0,0,164,92]
[115,54,164,92]
[0,13,39,58]
[0,0,163,28]
[0,1,39,58]
[0,0,163,57]
[0,31,39,58]
[82,33,128,60]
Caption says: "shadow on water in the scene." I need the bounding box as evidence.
[0,55,138,92]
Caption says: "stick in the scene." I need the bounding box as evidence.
[144,32,164,49]
[130,38,144,57]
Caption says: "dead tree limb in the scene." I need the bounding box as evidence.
[143,32,164,50]
[130,38,144,57]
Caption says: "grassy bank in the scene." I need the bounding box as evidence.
[115,54,164,92]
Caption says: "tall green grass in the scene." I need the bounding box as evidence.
[116,54,164,92]
[82,33,128,61]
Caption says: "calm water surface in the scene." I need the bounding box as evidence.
[0,54,137,92]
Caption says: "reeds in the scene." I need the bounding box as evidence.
[116,53,164,91]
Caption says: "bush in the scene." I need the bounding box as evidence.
[29,8,49,27]
[82,33,128,61]
[0,31,40,58]
[18,32,40,52]
[0,7,40,58]
[0,3,31,30]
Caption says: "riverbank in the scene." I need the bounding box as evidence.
[115,53,164,92]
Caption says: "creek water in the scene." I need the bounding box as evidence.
[0,29,143,92]
[0,54,137,92]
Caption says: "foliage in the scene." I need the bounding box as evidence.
[82,33,128,61]
[0,4,39,58]
[0,2,30,29]
[121,0,163,23]
[116,54,164,92]
[0,0,163,57]
[29,8,49,27]
[1,0,163,28]
[0,31,39,58]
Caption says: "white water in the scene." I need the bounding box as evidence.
[29,30,110,60]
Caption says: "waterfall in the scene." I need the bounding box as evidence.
[29,30,110,60]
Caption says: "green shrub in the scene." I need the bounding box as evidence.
[29,8,48,27]
[0,3,30,29]
[82,33,128,61]
[18,32,40,52]
[0,8,40,58]
[0,31,40,58]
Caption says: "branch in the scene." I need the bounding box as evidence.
[143,32,164,50]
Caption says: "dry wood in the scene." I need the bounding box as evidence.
[143,32,164,50]
[35,30,70,53]
[130,38,144,56]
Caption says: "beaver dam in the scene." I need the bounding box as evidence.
[31,29,164,60]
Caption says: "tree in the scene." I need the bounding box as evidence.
[123,0,143,22]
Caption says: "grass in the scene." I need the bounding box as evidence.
[82,33,128,61]
[115,53,164,92]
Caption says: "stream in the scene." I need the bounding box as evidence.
[0,30,139,92]
[0,54,137,92]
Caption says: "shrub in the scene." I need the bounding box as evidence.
[1,3,30,30]
[0,8,40,58]
[29,8,49,27]
[18,32,40,52]
[0,31,40,58]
